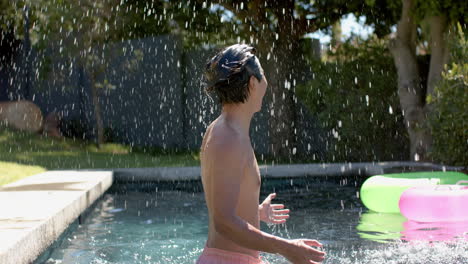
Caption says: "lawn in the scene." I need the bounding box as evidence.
[0,126,199,186]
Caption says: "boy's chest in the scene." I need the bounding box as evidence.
[244,152,261,187]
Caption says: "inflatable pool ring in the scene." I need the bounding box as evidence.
[360,171,468,213]
[399,181,468,222]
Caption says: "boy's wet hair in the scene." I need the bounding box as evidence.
[204,44,263,104]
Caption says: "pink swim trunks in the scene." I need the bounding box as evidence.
[196,246,269,264]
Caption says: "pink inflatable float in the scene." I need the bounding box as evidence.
[399,181,468,222]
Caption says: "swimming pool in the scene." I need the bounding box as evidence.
[35,177,468,264]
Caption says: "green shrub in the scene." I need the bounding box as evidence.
[297,37,408,162]
[428,24,467,166]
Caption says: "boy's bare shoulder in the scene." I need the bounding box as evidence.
[206,121,248,158]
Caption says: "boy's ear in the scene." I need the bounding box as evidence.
[248,76,257,91]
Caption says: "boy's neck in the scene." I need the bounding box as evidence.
[221,103,254,135]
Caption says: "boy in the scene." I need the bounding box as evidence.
[197,44,326,264]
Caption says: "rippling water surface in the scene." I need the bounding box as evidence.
[36,179,468,264]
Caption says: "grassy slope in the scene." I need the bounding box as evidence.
[0,126,199,186]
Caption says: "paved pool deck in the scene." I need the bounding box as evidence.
[0,170,113,264]
[0,161,463,264]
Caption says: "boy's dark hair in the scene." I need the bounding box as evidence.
[204,44,263,104]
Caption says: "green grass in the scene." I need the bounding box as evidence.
[0,126,199,186]
[0,161,47,186]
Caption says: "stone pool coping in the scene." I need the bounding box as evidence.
[0,170,113,264]
[0,161,463,264]
[110,161,463,182]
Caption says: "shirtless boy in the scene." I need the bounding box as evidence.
[197,44,326,264]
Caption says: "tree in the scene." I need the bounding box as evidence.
[2,0,227,147]
[170,0,361,159]
[342,0,465,161]
[3,0,119,145]
[6,0,173,146]
[387,0,465,161]
[428,23,467,166]
[297,37,407,162]
[8,0,463,162]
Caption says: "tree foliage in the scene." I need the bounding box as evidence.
[414,0,467,23]
[428,23,467,166]
[297,37,408,162]
[2,0,465,161]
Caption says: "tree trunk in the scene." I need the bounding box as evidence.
[426,15,449,104]
[389,0,431,161]
[262,0,298,160]
[219,0,306,160]
[90,71,105,147]
[263,44,298,159]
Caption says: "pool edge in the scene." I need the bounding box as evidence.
[110,161,463,182]
[0,161,462,263]
[0,170,113,264]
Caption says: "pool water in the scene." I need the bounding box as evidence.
[35,178,468,264]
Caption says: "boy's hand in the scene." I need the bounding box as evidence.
[259,193,290,224]
[281,239,325,264]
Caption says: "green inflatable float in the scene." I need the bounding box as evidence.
[360,171,468,213]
